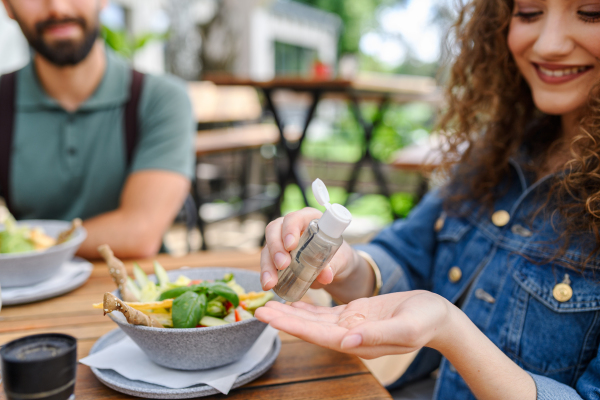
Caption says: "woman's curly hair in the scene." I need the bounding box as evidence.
[437,0,600,269]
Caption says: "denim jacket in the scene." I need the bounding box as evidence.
[355,159,600,400]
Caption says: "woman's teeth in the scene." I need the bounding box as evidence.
[538,65,589,77]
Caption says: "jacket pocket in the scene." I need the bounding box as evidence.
[507,259,600,385]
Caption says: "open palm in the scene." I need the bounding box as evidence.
[255,291,453,359]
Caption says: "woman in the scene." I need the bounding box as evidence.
[256,0,600,399]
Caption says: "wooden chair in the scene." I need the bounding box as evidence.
[188,82,281,249]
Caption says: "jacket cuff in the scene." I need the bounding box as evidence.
[529,373,582,400]
[353,244,411,295]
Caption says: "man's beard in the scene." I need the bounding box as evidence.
[20,16,99,66]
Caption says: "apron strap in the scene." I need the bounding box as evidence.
[124,70,144,167]
[0,71,17,216]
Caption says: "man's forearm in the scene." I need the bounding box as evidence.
[77,210,163,260]
[76,170,190,260]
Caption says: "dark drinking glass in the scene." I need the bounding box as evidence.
[1,333,77,400]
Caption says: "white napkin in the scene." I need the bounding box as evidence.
[1,260,92,301]
[80,326,279,394]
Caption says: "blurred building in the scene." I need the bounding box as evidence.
[0,0,341,79]
[0,6,29,74]
[224,0,342,80]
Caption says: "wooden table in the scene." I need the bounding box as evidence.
[205,74,442,216]
[0,252,392,400]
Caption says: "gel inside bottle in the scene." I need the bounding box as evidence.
[274,179,352,302]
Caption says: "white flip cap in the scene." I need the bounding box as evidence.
[312,179,352,238]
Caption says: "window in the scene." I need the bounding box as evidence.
[274,42,317,76]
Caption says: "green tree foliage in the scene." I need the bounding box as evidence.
[294,0,403,54]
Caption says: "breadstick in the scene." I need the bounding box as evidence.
[56,218,82,245]
[92,299,173,310]
[98,244,138,302]
[103,292,164,328]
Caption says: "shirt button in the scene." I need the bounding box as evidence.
[448,266,462,283]
[511,224,532,237]
[553,283,573,302]
[68,148,77,156]
[474,288,496,304]
[492,210,510,227]
[434,217,445,232]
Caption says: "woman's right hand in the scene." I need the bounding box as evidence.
[260,207,356,291]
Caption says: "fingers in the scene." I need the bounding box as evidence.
[260,246,278,290]
[264,218,291,271]
[314,241,354,286]
[280,208,323,252]
[341,318,419,350]
[290,301,347,315]
[263,208,324,289]
[254,304,285,323]
[315,265,335,285]
[264,301,340,323]
[267,314,348,349]
[256,306,417,359]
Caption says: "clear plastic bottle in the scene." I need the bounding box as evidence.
[274,179,352,302]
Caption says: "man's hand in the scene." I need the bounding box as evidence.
[76,170,190,259]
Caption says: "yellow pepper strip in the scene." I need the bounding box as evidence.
[93,299,173,310]
[239,292,267,301]
[147,312,173,327]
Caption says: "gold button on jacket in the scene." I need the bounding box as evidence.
[553,283,573,302]
[492,210,510,227]
[434,217,445,232]
[448,266,462,283]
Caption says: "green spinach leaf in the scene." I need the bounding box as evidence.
[208,283,239,308]
[172,291,206,328]
[158,286,193,301]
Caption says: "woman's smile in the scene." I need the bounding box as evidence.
[508,0,600,115]
[532,62,594,84]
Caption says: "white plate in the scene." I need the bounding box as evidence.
[88,328,281,399]
[1,257,93,306]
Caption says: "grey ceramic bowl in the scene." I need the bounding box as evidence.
[0,220,87,288]
[107,267,283,371]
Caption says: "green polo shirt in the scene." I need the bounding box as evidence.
[4,49,195,221]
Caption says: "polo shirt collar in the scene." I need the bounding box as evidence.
[16,47,130,111]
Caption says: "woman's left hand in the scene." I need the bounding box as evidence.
[255,291,457,359]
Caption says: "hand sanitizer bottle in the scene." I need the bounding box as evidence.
[274,179,352,302]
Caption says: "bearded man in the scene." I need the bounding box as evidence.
[0,0,195,259]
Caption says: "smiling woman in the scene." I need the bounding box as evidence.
[508,0,600,116]
[256,0,600,399]
[439,0,600,269]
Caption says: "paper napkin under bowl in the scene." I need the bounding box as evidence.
[80,326,279,394]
